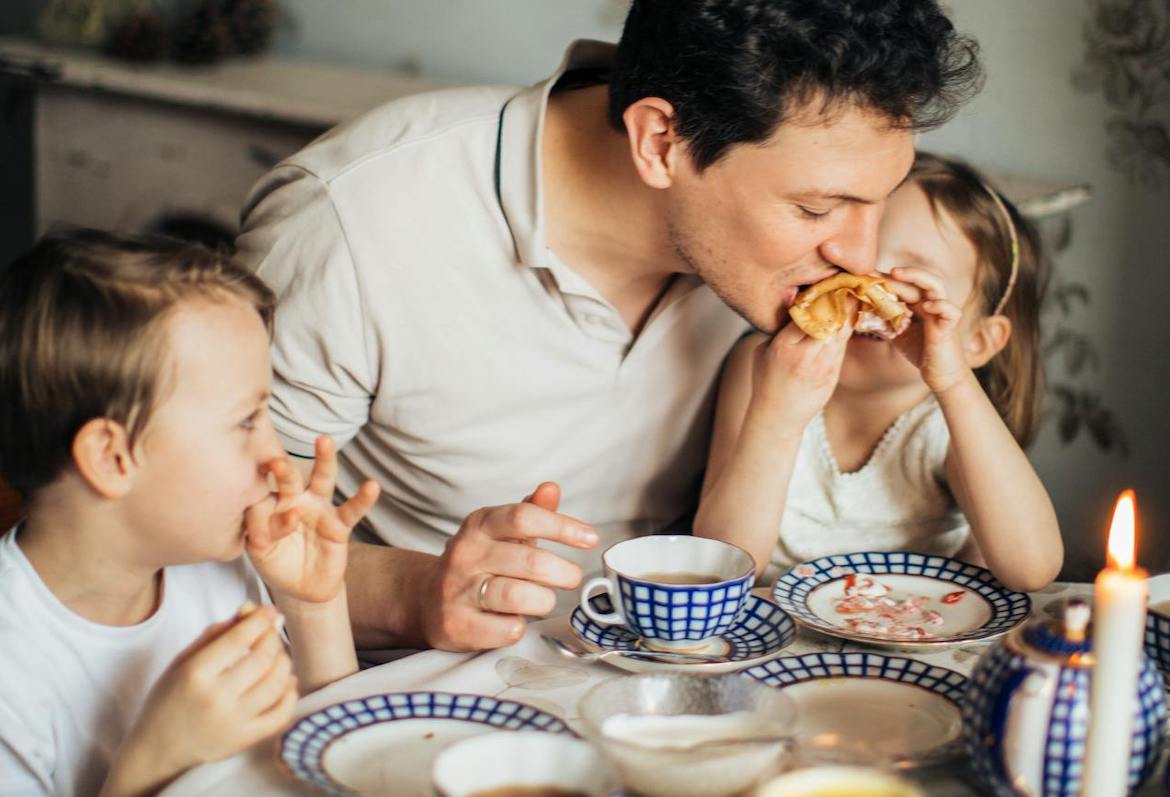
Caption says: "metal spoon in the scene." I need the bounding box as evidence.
[541,634,732,665]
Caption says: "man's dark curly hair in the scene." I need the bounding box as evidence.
[608,0,983,170]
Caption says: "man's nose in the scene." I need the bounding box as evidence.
[819,204,881,275]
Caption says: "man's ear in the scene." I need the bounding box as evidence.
[71,419,136,499]
[964,315,1012,369]
[622,97,684,190]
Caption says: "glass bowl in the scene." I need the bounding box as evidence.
[578,672,796,797]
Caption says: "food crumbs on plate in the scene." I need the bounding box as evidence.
[942,590,966,605]
[424,732,435,740]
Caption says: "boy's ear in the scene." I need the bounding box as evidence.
[964,315,1012,369]
[622,97,683,190]
[71,419,136,498]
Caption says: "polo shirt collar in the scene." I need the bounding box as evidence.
[496,40,616,270]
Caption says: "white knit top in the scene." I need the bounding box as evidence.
[769,395,970,574]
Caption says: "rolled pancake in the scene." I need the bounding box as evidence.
[788,273,911,341]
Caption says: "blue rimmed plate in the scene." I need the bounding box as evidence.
[570,593,795,673]
[278,692,572,797]
[773,552,1031,650]
[744,651,968,768]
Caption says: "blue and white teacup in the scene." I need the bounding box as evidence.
[1144,573,1170,688]
[580,535,755,651]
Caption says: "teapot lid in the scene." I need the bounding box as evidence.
[1012,599,1093,666]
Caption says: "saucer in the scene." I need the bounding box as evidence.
[744,651,968,768]
[570,593,795,674]
[278,692,572,797]
[1146,573,1170,689]
[773,552,1030,650]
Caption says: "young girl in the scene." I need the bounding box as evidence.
[694,152,1063,593]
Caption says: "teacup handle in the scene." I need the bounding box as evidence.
[581,577,624,625]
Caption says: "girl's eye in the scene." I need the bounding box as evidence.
[798,205,831,220]
[240,412,260,431]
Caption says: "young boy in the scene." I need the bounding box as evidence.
[0,229,380,797]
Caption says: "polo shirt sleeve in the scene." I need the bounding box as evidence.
[236,166,377,457]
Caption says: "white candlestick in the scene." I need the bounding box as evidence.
[1081,491,1147,797]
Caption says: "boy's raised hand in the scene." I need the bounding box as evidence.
[102,607,296,796]
[245,436,380,604]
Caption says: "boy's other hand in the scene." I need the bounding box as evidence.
[245,435,380,604]
[107,606,296,794]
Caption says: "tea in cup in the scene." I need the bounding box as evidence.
[580,535,755,650]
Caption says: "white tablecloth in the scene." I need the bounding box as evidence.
[162,582,1166,797]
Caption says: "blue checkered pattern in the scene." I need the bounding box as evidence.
[1144,609,1170,689]
[964,641,1167,797]
[279,692,571,797]
[571,593,795,662]
[772,551,1031,644]
[615,570,753,642]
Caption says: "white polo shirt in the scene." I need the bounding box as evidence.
[236,41,750,565]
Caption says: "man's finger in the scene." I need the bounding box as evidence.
[446,609,527,652]
[477,503,596,549]
[523,481,560,512]
[476,574,558,617]
[307,436,338,499]
[479,540,584,590]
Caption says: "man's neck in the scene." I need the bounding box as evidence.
[18,483,162,627]
[542,85,682,334]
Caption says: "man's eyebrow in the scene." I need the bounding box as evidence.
[793,173,912,205]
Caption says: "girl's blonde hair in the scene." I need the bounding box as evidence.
[909,152,1050,447]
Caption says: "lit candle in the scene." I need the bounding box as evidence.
[1081,490,1147,797]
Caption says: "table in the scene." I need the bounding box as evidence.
[163,582,1166,797]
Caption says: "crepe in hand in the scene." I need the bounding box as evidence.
[788,273,912,341]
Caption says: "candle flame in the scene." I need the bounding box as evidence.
[1107,489,1137,570]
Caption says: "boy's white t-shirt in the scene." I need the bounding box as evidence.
[0,528,267,797]
[769,396,970,577]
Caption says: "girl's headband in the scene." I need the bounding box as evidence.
[980,180,1020,317]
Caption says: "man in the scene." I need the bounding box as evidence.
[236,0,982,652]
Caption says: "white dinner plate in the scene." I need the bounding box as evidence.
[772,552,1031,650]
[570,593,796,673]
[278,692,571,797]
[744,651,968,768]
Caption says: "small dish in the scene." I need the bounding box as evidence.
[772,551,1030,650]
[743,651,968,769]
[432,731,619,797]
[570,593,795,673]
[755,765,925,797]
[278,692,571,797]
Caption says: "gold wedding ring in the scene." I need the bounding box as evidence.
[476,574,494,611]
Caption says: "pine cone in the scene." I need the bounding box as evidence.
[172,1,230,65]
[221,0,279,56]
[105,9,168,63]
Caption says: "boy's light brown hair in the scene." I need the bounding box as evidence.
[0,228,275,498]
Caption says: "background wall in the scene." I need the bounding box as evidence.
[1,1,1164,578]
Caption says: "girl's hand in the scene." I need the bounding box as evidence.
[887,266,970,393]
[750,320,851,435]
[245,436,380,604]
[108,607,297,793]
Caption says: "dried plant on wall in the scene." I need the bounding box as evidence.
[1040,218,1129,456]
[1073,0,1170,189]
